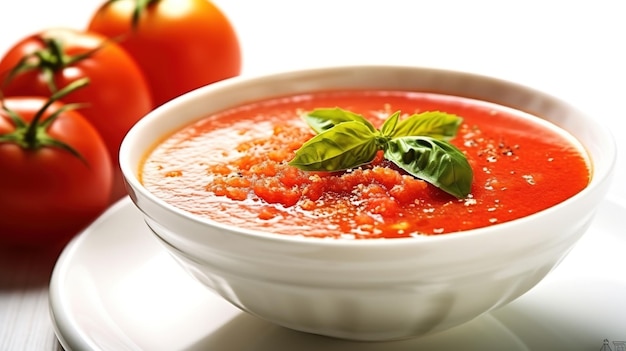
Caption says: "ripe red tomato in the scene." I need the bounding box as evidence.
[0,28,153,203]
[0,88,113,247]
[87,0,242,107]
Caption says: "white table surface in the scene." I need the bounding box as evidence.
[1,1,624,350]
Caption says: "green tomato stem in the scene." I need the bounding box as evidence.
[124,0,161,30]
[4,37,98,94]
[22,78,90,148]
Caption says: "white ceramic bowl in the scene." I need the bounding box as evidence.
[120,66,616,341]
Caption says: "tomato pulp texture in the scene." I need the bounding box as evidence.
[140,91,590,239]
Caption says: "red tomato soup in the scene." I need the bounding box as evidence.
[140,91,590,239]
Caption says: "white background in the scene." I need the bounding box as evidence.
[0,1,625,350]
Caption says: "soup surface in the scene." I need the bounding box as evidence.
[140,90,590,239]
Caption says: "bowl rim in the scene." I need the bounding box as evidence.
[120,64,618,247]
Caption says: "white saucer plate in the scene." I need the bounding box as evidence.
[49,196,626,351]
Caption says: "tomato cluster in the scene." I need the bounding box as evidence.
[0,0,242,247]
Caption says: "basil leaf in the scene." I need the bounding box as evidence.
[289,120,379,171]
[380,111,400,137]
[392,111,462,140]
[384,136,473,198]
[303,108,377,134]
[291,107,474,198]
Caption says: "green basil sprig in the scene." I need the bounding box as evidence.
[289,108,473,198]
